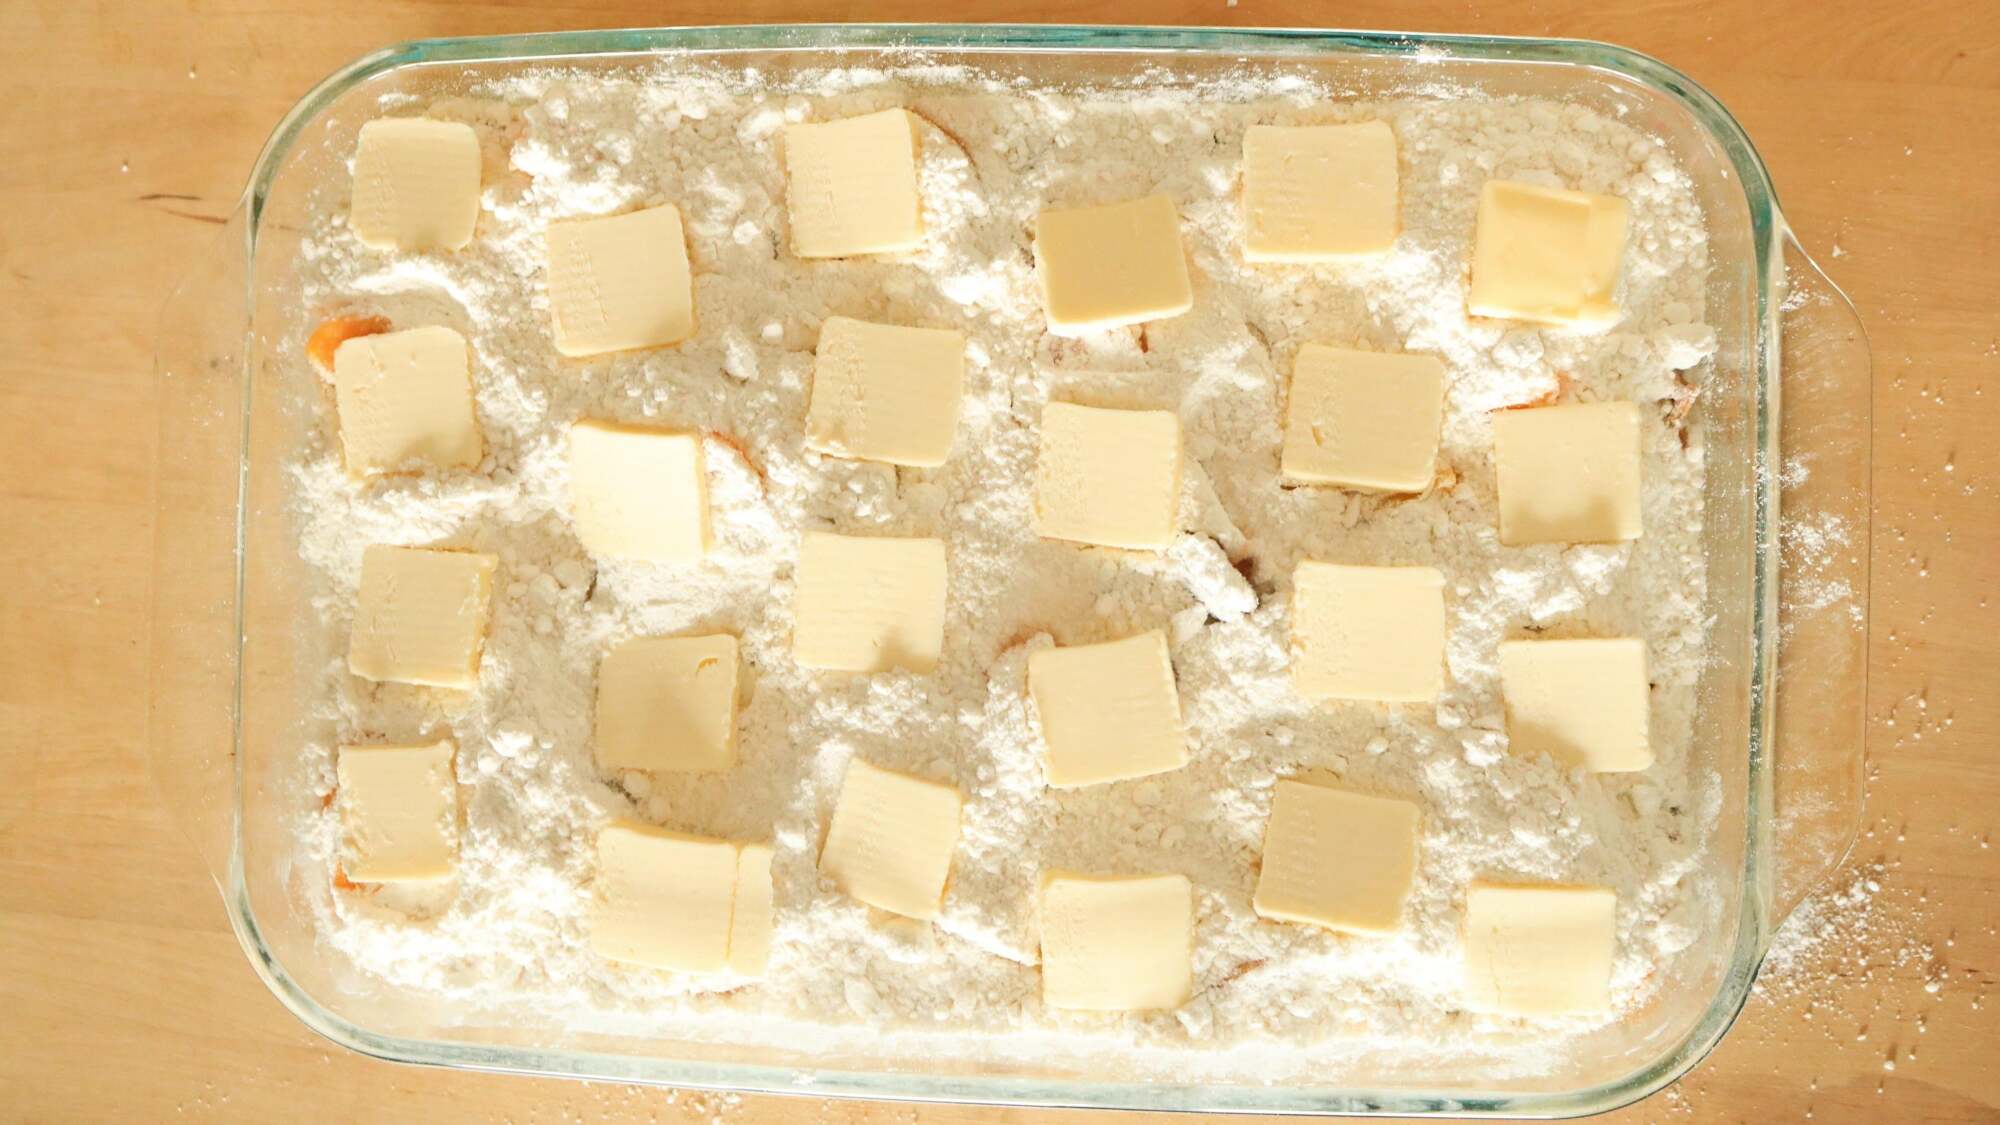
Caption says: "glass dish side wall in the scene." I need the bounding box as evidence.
[143,25,1866,1118]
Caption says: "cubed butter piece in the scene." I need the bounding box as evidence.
[1040,871,1192,1012]
[336,740,458,882]
[1033,194,1193,335]
[546,204,695,356]
[567,420,709,564]
[1492,401,1642,545]
[1497,637,1651,772]
[348,545,497,689]
[792,532,947,674]
[1253,779,1420,934]
[806,316,965,467]
[819,758,963,920]
[782,109,924,258]
[350,118,481,252]
[728,842,777,978]
[590,819,739,973]
[1242,121,1399,261]
[1463,881,1618,1014]
[1468,180,1629,327]
[1033,402,1182,550]
[595,634,739,773]
[1027,630,1188,788]
[1282,344,1443,491]
[1290,562,1445,703]
[332,325,482,476]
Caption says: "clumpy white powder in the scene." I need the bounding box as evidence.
[282,60,1720,1079]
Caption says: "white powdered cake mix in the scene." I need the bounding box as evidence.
[281,61,1721,1079]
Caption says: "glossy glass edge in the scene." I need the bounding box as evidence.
[225,24,1788,1117]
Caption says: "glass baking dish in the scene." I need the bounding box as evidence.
[148,23,1873,1117]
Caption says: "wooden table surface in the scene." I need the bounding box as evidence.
[3,1,1995,1121]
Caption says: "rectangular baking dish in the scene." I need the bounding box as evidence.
[148,23,1873,1117]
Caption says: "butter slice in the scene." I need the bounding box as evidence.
[567,420,709,563]
[1282,345,1443,491]
[1242,121,1399,261]
[1032,402,1182,550]
[1040,871,1192,1012]
[728,842,777,978]
[1290,562,1445,703]
[1027,630,1188,788]
[1463,882,1618,1014]
[819,759,963,920]
[1492,402,1642,546]
[1033,194,1193,336]
[595,634,738,773]
[591,819,739,973]
[336,740,457,882]
[806,316,965,468]
[792,532,947,674]
[1253,779,1420,934]
[546,204,695,356]
[348,545,497,689]
[332,326,482,476]
[1497,638,1651,772]
[782,109,924,258]
[350,118,481,252]
[1468,180,1630,327]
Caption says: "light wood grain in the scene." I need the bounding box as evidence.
[2,1,1996,1122]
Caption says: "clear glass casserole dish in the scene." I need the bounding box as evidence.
[148,23,1872,1117]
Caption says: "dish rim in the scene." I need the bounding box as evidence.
[214,22,1796,1117]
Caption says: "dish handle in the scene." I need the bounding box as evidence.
[1768,232,1873,927]
[147,210,251,890]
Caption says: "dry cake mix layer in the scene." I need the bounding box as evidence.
[282,62,1721,1076]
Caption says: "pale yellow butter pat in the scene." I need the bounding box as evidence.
[806,316,965,467]
[1242,121,1399,261]
[546,204,694,357]
[1282,344,1443,491]
[792,532,947,673]
[332,325,482,476]
[782,109,924,258]
[1463,881,1618,1014]
[594,634,738,773]
[1032,194,1193,335]
[819,759,963,920]
[1032,402,1182,550]
[337,740,458,882]
[1492,401,1642,545]
[567,420,709,563]
[350,118,481,252]
[348,545,497,689]
[1498,637,1652,772]
[1254,779,1420,934]
[1040,871,1192,1012]
[1468,180,1629,327]
[590,820,739,973]
[728,842,777,978]
[1290,562,1445,703]
[1027,630,1188,788]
